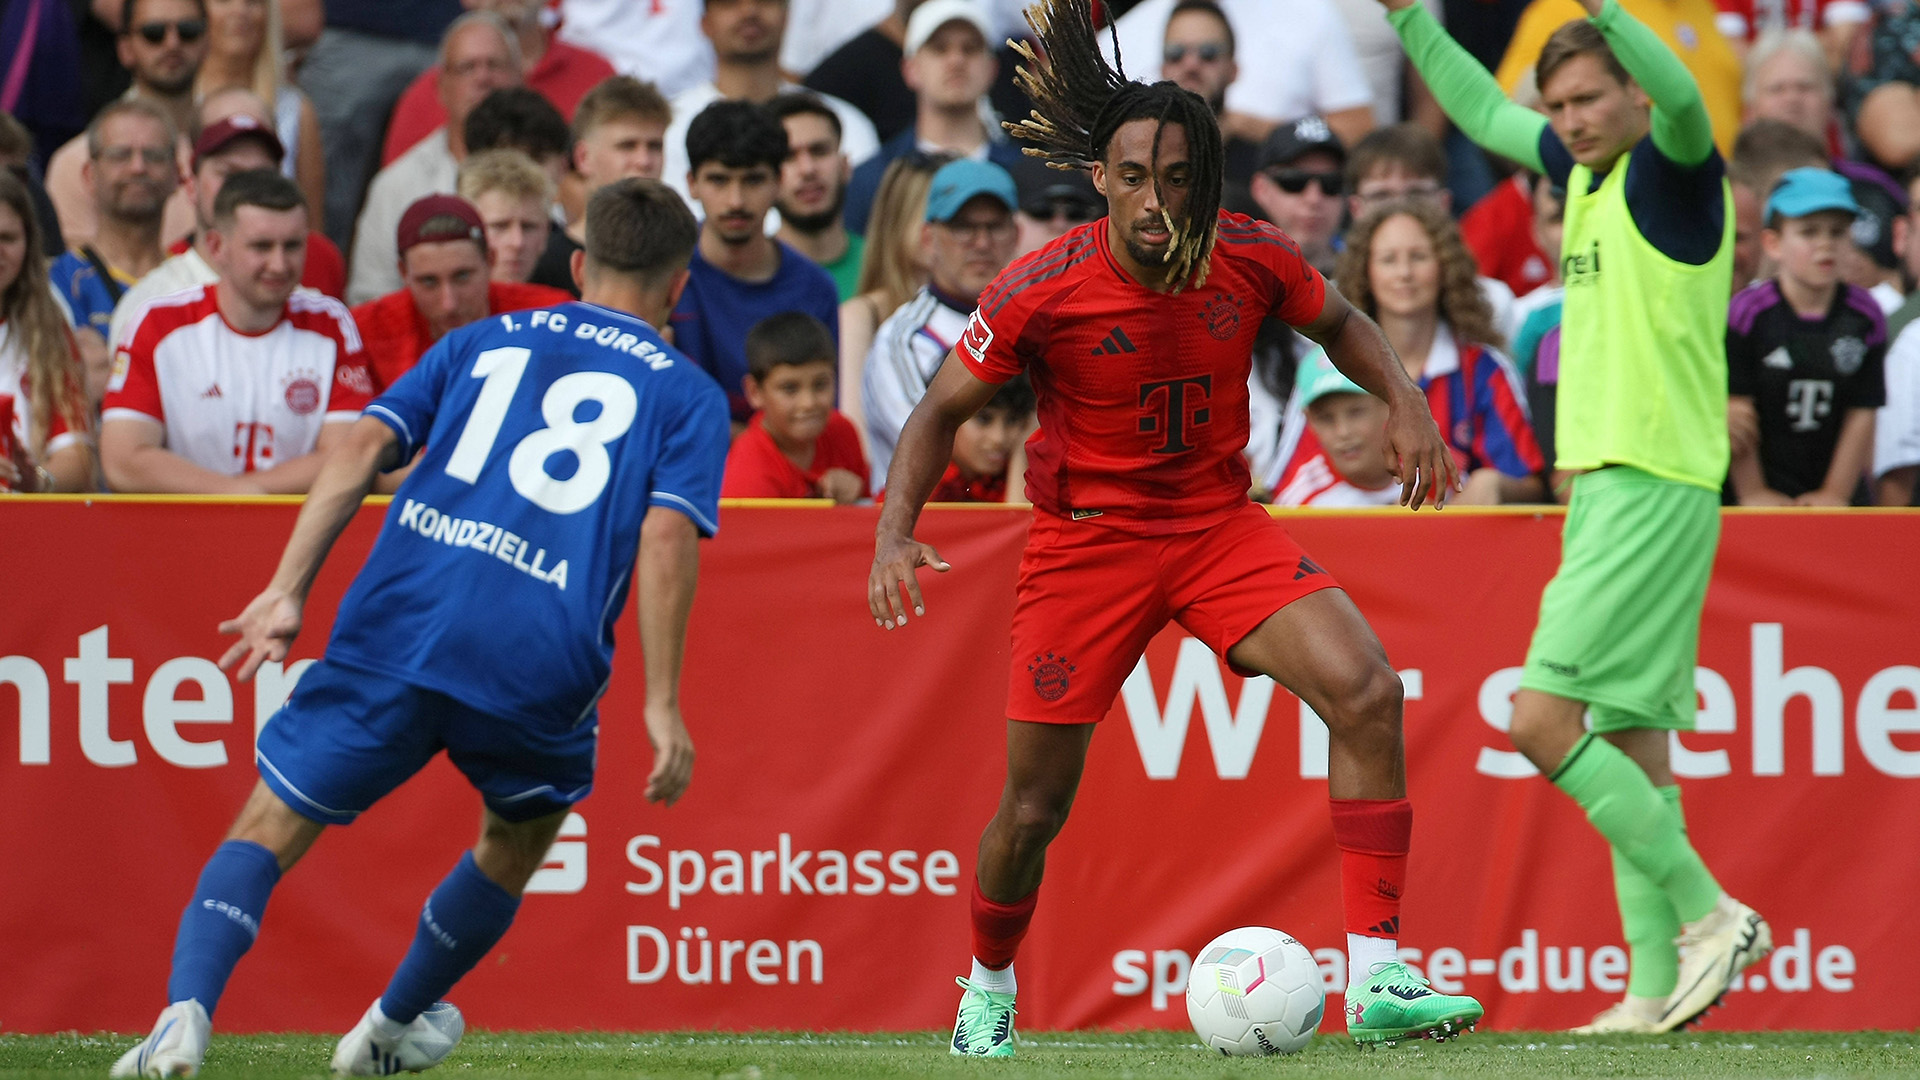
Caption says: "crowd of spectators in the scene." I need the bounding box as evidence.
[4,0,1920,508]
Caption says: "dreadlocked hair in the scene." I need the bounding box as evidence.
[1005,0,1224,291]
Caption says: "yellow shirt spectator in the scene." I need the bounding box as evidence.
[1494,0,1741,152]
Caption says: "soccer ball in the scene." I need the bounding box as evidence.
[1185,926,1325,1056]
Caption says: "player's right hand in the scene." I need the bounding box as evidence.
[217,588,304,682]
[643,701,694,807]
[869,532,951,629]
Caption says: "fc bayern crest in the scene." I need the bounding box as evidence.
[1028,651,1075,702]
[283,377,321,415]
[1202,292,1241,341]
[1831,336,1866,376]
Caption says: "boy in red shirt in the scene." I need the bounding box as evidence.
[722,313,869,502]
[928,375,1034,502]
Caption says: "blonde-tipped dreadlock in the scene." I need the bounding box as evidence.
[1004,0,1224,290]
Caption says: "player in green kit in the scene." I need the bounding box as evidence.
[1380,0,1772,1034]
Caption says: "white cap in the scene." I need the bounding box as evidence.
[904,0,995,55]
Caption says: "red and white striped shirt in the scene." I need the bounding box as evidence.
[104,285,373,476]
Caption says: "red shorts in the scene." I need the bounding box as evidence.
[1006,503,1339,723]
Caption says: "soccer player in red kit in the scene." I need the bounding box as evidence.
[867,0,1484,1056]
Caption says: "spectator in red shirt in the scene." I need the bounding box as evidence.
[721,311,868,502]
[380,0,615,168]
[928,374,1033,503]
[350,193,570,394]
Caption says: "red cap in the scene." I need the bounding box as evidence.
[396,194,487,257]
[192,114,285,169]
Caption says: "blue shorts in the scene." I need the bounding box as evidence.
[254,658,597,826]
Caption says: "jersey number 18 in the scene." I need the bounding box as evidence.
[442,346,639,514]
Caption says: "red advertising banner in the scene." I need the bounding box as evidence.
[2,500,1916,1036]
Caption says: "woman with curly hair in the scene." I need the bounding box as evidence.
[0,171,92,492]
[1271,198,1548,504]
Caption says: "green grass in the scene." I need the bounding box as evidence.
[5,1030,1918,1080]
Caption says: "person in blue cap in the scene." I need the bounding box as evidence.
[860,157,1020,488]
[1726,166,1887,506]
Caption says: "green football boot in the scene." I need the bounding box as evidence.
[949,976,1017,1057]
[1344,960,1483,1047]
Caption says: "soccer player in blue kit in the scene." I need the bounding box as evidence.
[111,178,730,1079]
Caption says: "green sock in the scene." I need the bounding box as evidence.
[1551,734,1720,924]
[1613,785,1683,998]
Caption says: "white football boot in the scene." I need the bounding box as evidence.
[110,1000,211,1078]
[331,1000,465,1075]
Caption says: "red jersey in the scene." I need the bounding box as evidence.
[1460,175,1553,299]
[721,410,870,499]
[929,462,1007,503]
[351,281,573,394]
[957,212,1326,534]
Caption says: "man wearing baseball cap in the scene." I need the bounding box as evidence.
[351,194,572,396]
[861,157,1019,487]
[109,96,347,346]
[842,0,1025,234]
[1250,115,1347,277]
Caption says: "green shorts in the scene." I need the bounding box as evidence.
[1521,466,1719,731]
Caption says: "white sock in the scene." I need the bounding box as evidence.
[369,1000,407,1040]
[969,958,1016,994]
[1347,933,1399,975]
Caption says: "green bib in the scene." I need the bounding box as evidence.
[1555,157,1732,490]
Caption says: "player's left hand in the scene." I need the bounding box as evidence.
[1383,392,1462,509]
[218,588,304,682]
[642,701,694,806]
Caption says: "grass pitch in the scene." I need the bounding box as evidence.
[3,1030,1915,1079]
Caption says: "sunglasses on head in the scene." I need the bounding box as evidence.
[1163,42,1226,63]
[134,17,206,43]
[1268,169,1344,196]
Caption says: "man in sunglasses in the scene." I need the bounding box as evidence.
[1250,115,1348,277]
[1158,0,1262,218]
[44,0,206,249]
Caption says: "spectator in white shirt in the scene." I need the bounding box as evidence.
[348,11,521,304]
[661,0,880,205]
[102,169,370,493]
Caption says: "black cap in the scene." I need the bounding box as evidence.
[1256,115,1344,172]
[1007,154,1102,218]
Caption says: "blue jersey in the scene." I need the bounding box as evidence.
[668,241,840,422]
[49,249,131,343]
[329,300,730,726]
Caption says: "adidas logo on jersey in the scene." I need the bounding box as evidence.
[1763,346,1793,370]
[201,383,223,398]
[1091,326,1138,356]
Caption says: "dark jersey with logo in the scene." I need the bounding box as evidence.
[956,211,1326,534]
[1727,279,1887,497]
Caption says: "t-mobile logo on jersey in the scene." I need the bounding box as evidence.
[1786,379,1834,432]
[1137,375,1212,455]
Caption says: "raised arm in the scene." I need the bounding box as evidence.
[867,350,1001,627]
[1386,0,1549,173]
[1587,0,1713,166]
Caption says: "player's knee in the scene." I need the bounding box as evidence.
[1319,661,1403,740]
[1002,789,1074,851]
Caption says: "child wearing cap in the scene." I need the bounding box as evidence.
[1726,166,1887,506]
[722,312,870,503]
[1270,349,1402,507]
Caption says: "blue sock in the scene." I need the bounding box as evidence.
[168,840,282,1015]
[379,852,520,1024]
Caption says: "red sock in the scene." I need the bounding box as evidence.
[1329,798,1411,938]
[970,877,1038,969]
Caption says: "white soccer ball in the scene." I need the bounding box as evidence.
[1185,926,1325,1056]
